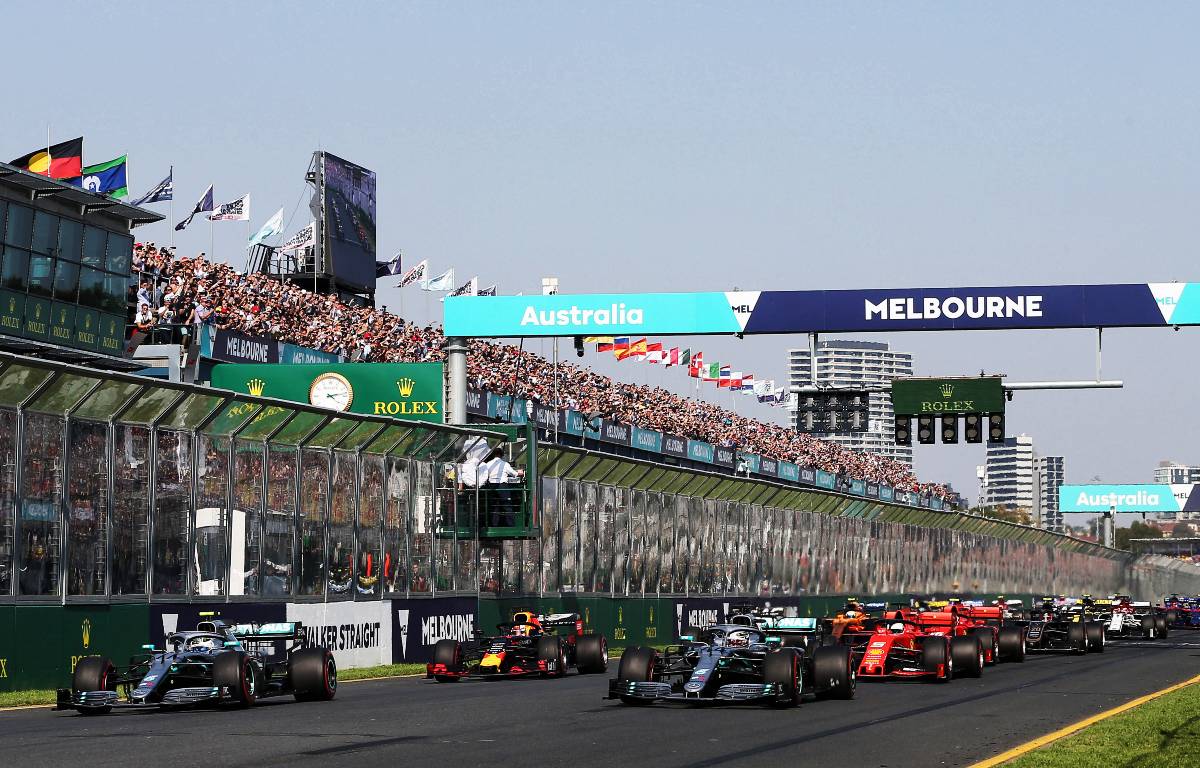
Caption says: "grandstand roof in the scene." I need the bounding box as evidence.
[0,162,164,228]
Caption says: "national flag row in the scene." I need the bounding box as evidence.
[379,259,497,297]
[585,337,788,404]
[8,137,318,254]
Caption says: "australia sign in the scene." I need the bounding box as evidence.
[445,283,1197,338]
[1058,484,1200,514]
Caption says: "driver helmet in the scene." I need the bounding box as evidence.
[890,622,906,634]
[843,610,860,619]
[727,630,750,648]
[190,636,219,651]
[511,624,532,637]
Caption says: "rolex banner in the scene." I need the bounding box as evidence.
[211,362,445,422]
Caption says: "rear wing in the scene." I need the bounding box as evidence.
[765,617,820,633]
[232,622,305,642]
[539,613,583,628]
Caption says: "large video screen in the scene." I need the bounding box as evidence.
[321,152,377,291]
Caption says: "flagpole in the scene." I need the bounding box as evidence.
[169,167,176,250]
[209,216,214,263]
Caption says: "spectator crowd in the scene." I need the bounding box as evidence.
[130,243,950,499]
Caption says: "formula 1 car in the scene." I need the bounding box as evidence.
[607,616,854,706]
[1161,595,1200,629]
[1095,596,1168,639]
[903,600,1027,664]
[56,616,336,715]
[834,610,985,682]
[1019,597,1106,653]
[426,611,608,681]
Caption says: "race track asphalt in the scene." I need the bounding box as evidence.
[4,636,1199,768]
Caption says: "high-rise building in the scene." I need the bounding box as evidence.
[1035,455,1066,533]
[977,435,1036,511]
[1153,461,1200,485]
[787,340,913,465]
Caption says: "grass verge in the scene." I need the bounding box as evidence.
[0,690,56,708]
[1001,681,1200,767]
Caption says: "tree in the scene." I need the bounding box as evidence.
[972,504,1032,526]
[1174,522,1196,538]
[1115,520,1164,551]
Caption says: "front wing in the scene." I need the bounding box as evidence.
[607,678,788,704]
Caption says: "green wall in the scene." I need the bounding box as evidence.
[0,604,149,692]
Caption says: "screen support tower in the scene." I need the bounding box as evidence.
[250,152,377,308]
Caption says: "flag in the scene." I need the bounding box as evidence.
[278,220,316,251]
[611,337,630,356]
[70,155,128,198]
[248,207,285,248]
[665,348,680,367]
[396,259,428,287]
[688,351,703,377]
[596,340,616,353]
[617,338,647,361]
[131,167,173,206]
[645,342,663,362]
[175,184,214,231]
[583,336,614,344]
[375,252,403,277]
[753,379,772,396]
[478,284,498,296]
[740,374,755,392]
[447,276,478,297]
[421,269,455,291]
[680,349,692,367]
[717,366,733,387]
[209,193,249,221]
[10,137,82,179]
[703,362,721,381]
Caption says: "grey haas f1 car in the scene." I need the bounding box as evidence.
[608,613,854,707]
[57,615,336,714]
[1019,598,1105,654]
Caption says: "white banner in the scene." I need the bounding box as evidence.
[209,193,250,221]
[287,600,392,669]
[279,220,316,252]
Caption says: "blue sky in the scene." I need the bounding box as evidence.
[5,2,1200,504]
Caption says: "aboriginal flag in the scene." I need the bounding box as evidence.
[10,137,83,179]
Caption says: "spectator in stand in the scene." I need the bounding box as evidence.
[130,244,951,498]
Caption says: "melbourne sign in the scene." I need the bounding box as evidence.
[891,377,1005,416]
[1059,484,1200,514]
[211,362,444,423]
[444,283,1198,337]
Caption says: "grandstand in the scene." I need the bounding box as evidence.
[128,245,954,500]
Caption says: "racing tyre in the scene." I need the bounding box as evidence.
[1086,622,1106,653]
[537,635,566,678]
[764,649,800,708]
[290,647,338,701]
[997,627,1026,663]
[971,627,998,666]
[920,637,952,683]
[1141,614,1156,639]
[432,639,462,682]
[215,651,257,707]
[812,645,855,700]
[1067,622,1088,654]
[1155,615,1169,638]
[951,636,984,679]
[616,647,656,706]
[575,634,608,674]
[71,656,115,715]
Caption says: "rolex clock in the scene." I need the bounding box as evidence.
[309,372,354,411]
